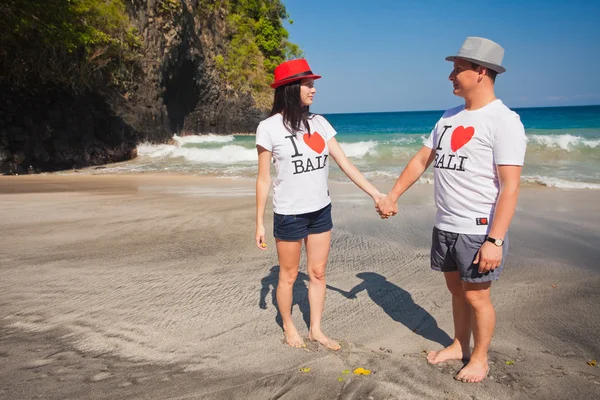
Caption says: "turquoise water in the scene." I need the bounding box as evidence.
[322,105,600,187]
[328,105,600,134]
[102,105,600,189]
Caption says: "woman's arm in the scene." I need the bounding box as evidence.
[255,146,272,250]
[327,137,384,201]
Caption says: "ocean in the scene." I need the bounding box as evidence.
[97,105,600,189]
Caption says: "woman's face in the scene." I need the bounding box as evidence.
[300,78,316,106]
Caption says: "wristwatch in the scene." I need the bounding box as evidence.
[486,236,504,247]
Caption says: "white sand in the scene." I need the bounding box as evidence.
[0,174,599,399]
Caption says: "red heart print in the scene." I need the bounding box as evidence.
[450,126,475,152]
[303,131,325,154]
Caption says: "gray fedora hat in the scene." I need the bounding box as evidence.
[446,37,506,74]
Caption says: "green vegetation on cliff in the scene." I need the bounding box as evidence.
[0,0,141,92]
[1,0,299,105]
[203,0,302,108]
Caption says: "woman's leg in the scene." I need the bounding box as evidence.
[305,231,340,350]
[275,238,304,347]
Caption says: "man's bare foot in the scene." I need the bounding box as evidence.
[308,331,341,351]
[283,325,305,348]
[427,341,470,364]
[455,359,489,383]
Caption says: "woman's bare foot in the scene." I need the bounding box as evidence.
[427,341,470,364]
[455,358,489,383]
[283,325,305,348]
[308,331,341,351]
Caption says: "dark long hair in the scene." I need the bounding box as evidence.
[269,80,311,134]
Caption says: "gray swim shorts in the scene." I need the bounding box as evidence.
[431,226,509,283]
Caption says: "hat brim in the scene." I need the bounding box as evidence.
[446,56,506,74]
[271,74,321,89]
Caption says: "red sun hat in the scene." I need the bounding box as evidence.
[271,59,321,89]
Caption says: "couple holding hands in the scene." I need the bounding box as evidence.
[255,37,526,383]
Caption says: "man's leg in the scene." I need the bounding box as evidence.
[427,271,472,364]
[455,281,494,383]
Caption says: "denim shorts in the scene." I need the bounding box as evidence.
[273,203,333,241]
[430,226,509,283]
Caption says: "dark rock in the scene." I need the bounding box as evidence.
[0,1,269,173]
[32,142,50,163]
[0,148,10,163]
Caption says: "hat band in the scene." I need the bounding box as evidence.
[277,70,314,82]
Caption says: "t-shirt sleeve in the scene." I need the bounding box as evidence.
[255,122,273,151]
[423,122,438,149]
[315,116,337,141]
[493,114,527,165]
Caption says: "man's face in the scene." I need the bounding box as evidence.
[448,59,480,97]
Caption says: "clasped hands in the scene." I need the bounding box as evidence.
[374,193,398,220]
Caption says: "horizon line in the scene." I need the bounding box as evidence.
[320,103,600,116]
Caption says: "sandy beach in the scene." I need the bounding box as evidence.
[1,173,599,399]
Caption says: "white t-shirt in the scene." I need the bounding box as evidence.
[256,113,337,215]
[423,100,527,234]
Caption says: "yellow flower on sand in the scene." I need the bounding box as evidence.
[353,367,371,375]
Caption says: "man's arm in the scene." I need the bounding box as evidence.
[474,165,522,272]
[377,145,436,216]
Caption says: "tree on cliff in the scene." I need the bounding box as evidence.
[1,0,301,102]
[205,0,302,108]
[0,0,141,92]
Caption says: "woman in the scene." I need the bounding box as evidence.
[255,59,388,350]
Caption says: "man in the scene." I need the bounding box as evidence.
[377,37,527,383]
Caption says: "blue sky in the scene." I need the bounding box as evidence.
[284,0,600,114]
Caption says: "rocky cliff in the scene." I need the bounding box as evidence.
[0,0,290,174]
